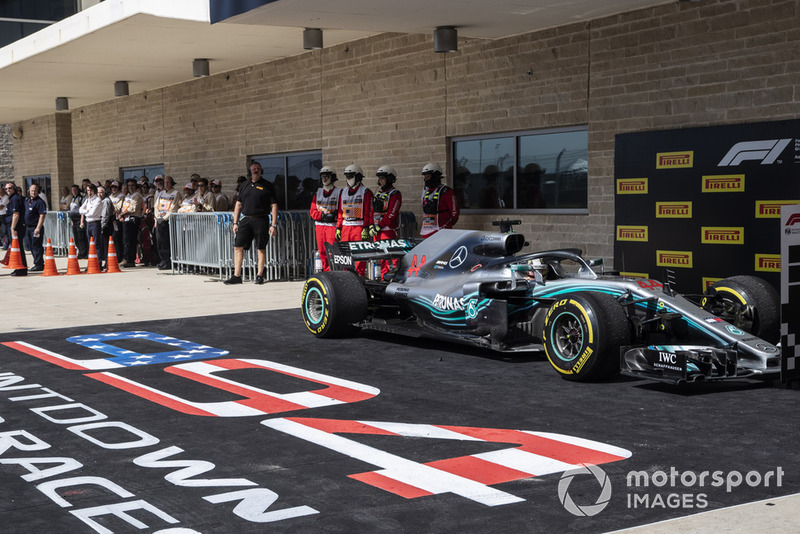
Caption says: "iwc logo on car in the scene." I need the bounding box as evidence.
[616,226,648,242]
[616,178,648,194]
[656,202,692,218]
[656,151,693,169]
[701,227,743,245]
[702,174,745,192]
[657,251,693,268]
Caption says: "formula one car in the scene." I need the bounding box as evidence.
[301,228,781,384]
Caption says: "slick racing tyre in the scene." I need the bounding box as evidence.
[703,275,779,344]
[301,271,368,338]
[543,292,631,382]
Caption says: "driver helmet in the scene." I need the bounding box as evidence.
[528,258,548,279]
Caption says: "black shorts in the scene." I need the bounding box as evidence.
[235,216,269,250]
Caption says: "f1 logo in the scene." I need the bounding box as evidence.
[786,213,800,227]
[718,138,791,166]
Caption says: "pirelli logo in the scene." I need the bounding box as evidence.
[656,151,693,169]
[616,178,648,194]
[756,200,800,218]
[702,277,723,292]
[656,250,693,268]
[755,254,780,272]
[701,227,744,245]
[702,174,745,193]
[616,225,648,242]
[656,202,692,218]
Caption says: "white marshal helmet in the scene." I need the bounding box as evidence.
[421,162,442,177]
[344,164,364,180]
[376,165,397,183]
[319,165,337,182]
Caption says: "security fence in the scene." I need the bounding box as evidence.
[42,210,418,281]
[43,211,73,255]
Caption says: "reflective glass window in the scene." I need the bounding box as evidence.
[452,127,588,213]
[250,151,322,210]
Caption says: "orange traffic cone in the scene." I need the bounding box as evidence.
[65,237,83,275]
[41,239,61,276]
[0,246,9,266]
[4,234,26,270]
[85,237,102,274]
[105,237,122,273]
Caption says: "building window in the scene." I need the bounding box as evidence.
[249,151,322,211]
[0,0,79,48]
[452,126,588,213]
[120,164,165,183]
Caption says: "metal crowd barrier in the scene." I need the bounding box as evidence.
[42,209,418,280]
[43,211,73,255]
[168,210,418,282]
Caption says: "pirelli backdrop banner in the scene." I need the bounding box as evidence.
[614,119,800,293]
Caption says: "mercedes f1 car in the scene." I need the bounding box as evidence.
[300,229,781,384]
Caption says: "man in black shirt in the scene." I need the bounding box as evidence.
[224,161,279,285]
[4,182,27,275]
[25,183,47,272]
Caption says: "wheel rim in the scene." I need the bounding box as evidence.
[305,286,325,324]
[718,295,754,332]
[551,312,583,362]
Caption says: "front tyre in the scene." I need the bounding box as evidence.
[301,271,368,338]
[703,275,779,344]
[543,292,631,382]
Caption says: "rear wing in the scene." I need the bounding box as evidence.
[325,238,421,271]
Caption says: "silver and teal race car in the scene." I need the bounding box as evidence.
[301,229,781,384]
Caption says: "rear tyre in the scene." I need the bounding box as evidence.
[301,271,368,338]
[703,275,779,344]
[543,292,631,382]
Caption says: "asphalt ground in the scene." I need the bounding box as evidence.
[1,296,799,533]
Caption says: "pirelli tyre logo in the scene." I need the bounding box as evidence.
[702,174,745,193]
[616,225,648,242]
[616,178,648,194]
[756,200,800,218]
[755,254,781,272]
[656,151,693,169]
[656,250,693,268]
[656,201,692,218]
[701,227,744,245]
[718,138,792,166]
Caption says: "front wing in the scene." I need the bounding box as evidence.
[620,345,773,384]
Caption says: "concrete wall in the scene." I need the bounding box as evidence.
[12,114,73,191]
[11,0,800,263]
